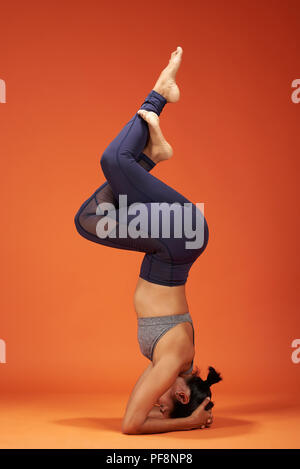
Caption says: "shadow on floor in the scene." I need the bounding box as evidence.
[54,415,257,439]
[218,397,300,416]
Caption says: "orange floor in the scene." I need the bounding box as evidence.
[0,392,299,449]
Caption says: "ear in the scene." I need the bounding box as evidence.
[175,391,190,404]
[205,366,222,387]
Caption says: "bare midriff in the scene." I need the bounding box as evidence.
[134,277,189,318]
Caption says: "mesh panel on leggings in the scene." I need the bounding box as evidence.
[76,181,165,255]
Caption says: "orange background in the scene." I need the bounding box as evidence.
[0,0,299,403]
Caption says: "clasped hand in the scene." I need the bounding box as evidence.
[189,397,213,430]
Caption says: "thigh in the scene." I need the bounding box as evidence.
[74,186,166,255]
[75,188,208,264]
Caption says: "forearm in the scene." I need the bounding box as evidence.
[131,416,194,435]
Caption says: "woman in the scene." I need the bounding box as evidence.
[74,46,222,435]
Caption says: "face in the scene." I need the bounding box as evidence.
[158,387,174,417]
[158,377,191,418]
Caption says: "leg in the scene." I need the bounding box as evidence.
[98,88,209,285]
[76,45,185,243]
[74,151,157,249]
[75,46,209,286]
[100,89,191,207]
[100,46,187,207]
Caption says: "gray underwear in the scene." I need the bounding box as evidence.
[137,312,194,375]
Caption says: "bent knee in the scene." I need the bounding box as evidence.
[74,205,85,234]
[100,149,109,169]
[100,148,118,176]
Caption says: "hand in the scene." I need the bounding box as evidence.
[189,397,213,430]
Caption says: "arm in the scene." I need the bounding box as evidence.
[127,415,194,434]
[122,354,188,434]
[125,397,213,435]
[124,363,154,411]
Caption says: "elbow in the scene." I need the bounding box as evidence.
[121,424,140,435]
[121,418,142,435]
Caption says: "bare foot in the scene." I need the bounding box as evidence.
[137,109,173,163]
[152,46,183,103]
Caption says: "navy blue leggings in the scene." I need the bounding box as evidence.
[74,89,209,286]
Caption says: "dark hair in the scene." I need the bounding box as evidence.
[169,366,222,419]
